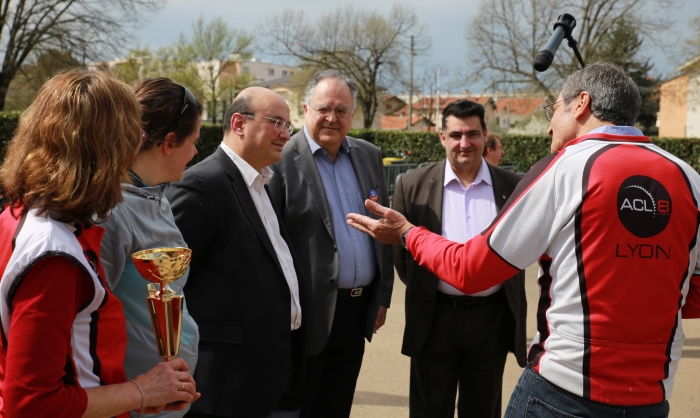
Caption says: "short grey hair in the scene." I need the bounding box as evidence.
[304,69,358,110]
[560,61,641,126]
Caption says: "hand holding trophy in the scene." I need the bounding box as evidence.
[132,247,192,361]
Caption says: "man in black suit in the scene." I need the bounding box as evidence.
[268,70,393,418]
[167,87,303,418]
[392,100,527,417]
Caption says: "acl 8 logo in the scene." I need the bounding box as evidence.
[617,175,672,238]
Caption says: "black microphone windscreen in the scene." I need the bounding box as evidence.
[534,51,554,72]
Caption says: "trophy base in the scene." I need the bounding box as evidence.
[147,295,184,360]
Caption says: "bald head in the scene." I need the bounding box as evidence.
[222,86,292,172]
[223,86,288,134]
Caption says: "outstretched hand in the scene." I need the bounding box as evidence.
[346,200,414,246]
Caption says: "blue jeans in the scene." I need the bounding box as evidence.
[504,366,669,418]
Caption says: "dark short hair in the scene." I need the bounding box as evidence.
[441,100,486,131]
[305,69,358,110]
[560,61,641,126]
[483,133,502,156]
[223,95,255,134]
[134,78,202,150]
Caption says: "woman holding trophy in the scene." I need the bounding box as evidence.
[99,78,202,418]
[0,70,198,417]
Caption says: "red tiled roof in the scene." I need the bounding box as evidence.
[381,115,431,130]
[410,96,492,110]
[496,97,547,115]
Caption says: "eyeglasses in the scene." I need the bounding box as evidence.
[242,114,295,135]
[543,99,566,122]
[307,103,351,119]
[165,85,198,133]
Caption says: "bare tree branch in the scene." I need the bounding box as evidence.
[0,0,163,109]
[465,0,675,100]
[259,4,430,128]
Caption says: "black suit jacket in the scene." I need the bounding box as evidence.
[166,147,302,417]
[268,131,394,356]
[393,160,528,366]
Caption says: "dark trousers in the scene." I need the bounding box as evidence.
[300,289,372,418]
[410,290,512,418]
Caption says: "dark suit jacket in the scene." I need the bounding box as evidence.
[268,131,393,356]
[393,160,528,367]
[166,147,302,418]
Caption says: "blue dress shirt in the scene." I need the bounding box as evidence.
[303,126,377,288]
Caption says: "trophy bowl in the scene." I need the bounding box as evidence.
[131,247,192,286]
[131,247,192,361]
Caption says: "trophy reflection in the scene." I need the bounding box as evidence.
[131,247,192,361]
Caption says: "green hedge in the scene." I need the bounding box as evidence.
[1,113,700,174]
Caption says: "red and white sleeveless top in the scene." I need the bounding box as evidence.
[0,208,127,399]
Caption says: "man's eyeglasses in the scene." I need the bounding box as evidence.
[165,85,198,133]
[543,99,566,122]
[308,104,351,119]
[242,114,295,135]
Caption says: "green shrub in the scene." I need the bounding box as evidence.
[1,112,699,175]
[191,123,223,166]
[0,112,21,160]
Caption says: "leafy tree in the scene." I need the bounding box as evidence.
[261,4,430,128]
[0,0,162,110]
[465,0,675,101]
[110,46,203,94]
[176,16,253,123]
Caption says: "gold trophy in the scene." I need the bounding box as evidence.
[131,247,192,361]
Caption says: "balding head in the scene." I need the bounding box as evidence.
[222,87,292,172]
[224,87,286,135]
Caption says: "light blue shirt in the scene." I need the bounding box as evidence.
[304,126,377,288]
[588,125,644,136]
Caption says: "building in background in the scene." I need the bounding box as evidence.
[658,57,700,138]
[380,93,497,131]
[494,96,547,130]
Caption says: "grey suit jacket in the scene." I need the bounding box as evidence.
[392,160,528,367]
[269,131,393,356]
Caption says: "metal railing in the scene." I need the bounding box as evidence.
[384,163,417,200]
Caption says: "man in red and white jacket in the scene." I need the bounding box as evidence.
[348,62,700,417]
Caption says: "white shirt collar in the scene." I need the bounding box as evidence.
[444,158,493,189]
[219,142,274,190]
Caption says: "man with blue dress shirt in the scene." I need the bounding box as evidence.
[268,69,394,418]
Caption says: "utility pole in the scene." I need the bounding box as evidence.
[408,36,414,131]
[435,66,440,131]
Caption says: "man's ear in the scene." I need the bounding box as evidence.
[231,113,246,136]
[573,91,591,120]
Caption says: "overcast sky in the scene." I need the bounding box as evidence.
[131,0,700,93]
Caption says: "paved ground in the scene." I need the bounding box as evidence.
[351,264,700,417]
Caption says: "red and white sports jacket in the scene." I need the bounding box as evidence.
[0,208,128,417]
[406,131,700,406]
